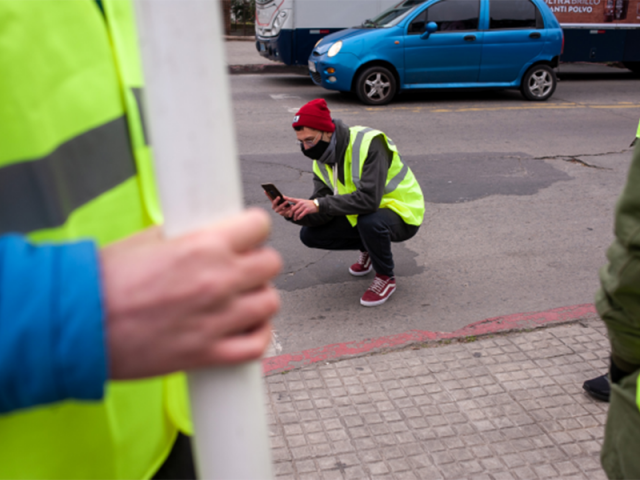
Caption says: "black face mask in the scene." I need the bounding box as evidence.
[301,139,330,159]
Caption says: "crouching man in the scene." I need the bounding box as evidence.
[269,99,425,307]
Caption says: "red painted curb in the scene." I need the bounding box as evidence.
[262,303,598,376]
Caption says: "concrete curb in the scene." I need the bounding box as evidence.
[228,64,308,75]
[262,303,598,376]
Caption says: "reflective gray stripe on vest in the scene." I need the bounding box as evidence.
[131,87,149,145]
[316,162,332,187]
[0,116,137,234]
[385,161,409,194]
[351,128,374,189]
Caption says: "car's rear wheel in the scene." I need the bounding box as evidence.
[520,65,556,101]
[355,66,397,105]
[623,62,640,74]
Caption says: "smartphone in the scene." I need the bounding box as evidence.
[261,183,285,204]
[262,183,296,207]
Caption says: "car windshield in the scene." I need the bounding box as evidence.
[361,0,428,28]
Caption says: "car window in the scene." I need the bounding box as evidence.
[408,9,429,34]
[364,0,429,28]
[408,0,480,34]
[489,0,544,29]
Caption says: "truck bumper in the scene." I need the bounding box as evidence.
[256,31,294,65]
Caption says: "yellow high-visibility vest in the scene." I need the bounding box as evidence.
[0,1,191,478]
[312,126,425,227]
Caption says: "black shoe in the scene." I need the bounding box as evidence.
[582,374,610,402]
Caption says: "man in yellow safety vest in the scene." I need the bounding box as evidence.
[268,99,425,307]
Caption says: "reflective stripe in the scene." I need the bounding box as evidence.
[316,163,332,187]
[131,87,150,145]
[351,127,374,189]
[384,161,409,194]
[0,117,136,234]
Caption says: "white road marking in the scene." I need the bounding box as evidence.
[268,94,302,113]
[265,329,283,358]
[270,94,301,100]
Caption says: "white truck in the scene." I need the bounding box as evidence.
[255,0,397,65]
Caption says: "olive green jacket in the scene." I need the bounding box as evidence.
[596,138,640,372]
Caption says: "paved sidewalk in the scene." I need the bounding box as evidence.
[225,38,307,75]
[263,316,610,479]
[225,38,264,66]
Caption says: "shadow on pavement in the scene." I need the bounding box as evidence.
[557,70,639,81]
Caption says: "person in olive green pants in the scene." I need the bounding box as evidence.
[598,120,640,479]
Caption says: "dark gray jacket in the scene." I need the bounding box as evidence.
[293,119,393,227]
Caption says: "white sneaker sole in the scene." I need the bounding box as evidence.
[360,285,396,307]
[349,265,373,277]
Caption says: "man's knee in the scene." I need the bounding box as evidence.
[299,227,316,248]
[357,212,387,237]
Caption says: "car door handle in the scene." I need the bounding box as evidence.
[529,32,541,39]
[464,35,476,41]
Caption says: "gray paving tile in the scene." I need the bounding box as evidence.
[268,319,609,479]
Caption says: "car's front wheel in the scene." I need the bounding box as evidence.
[355,66,397,105]
[520,65,556,101]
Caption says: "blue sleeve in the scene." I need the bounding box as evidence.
[0,235,107,414]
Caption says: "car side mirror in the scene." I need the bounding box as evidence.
[420,21,438,39]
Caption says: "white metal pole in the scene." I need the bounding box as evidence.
[133,1,273,478]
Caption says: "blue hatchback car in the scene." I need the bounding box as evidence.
[308,0,563,105]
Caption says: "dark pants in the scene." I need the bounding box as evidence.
[300,209,419,277]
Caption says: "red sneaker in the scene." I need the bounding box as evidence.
[360,274,396,307]
[349,251,372,276]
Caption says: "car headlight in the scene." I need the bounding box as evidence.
[327,41,342,57]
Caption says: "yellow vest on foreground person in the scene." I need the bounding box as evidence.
[0,1,191,478]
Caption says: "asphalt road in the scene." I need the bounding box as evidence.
[231,67,640,355]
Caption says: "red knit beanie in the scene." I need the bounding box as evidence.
[292,99,335,132]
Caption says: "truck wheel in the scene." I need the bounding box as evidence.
[356,66,397,105]
[520,65,556,101]
[623,62,640,74]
